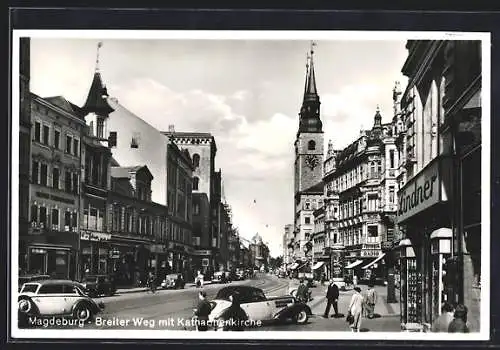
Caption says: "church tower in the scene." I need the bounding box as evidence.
[294,43,324,194]
[293,42,325,260]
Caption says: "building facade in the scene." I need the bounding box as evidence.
[249,233,270,270]
[283,224,293,265]
[26,94,87,279]
[293,46,325,271]
[396,40,482,332]
[162,130,220,276]
[18,37,31,275]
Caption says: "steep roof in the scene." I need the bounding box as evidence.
[81,72,114,115]
[303,181,324,194]
[110,165,153,180]
[44,96,86,120]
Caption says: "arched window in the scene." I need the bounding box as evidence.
[192,154,200,168]
[308,140,316,150]
[193,176,199,191]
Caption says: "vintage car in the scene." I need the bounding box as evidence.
[81,274,116,297]
[212,271,231,284]
[161,274,185,289]
[18,279,105,327]
[207,285,311,329]
[18,274,51,292]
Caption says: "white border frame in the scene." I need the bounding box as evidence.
[11,30,491,341]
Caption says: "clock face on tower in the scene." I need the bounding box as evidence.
[305,154,319,170]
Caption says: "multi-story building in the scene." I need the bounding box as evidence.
[333,107,398,283]
[293,46,325,272]
[322,141,343,283]
[161,129,220,276]
[239,243,251,268]
[18,37,31,275]
[79,67,114,278]
[396,39,482,332]
[227,225,240,271]
[312,205,328,279]
[26,94,87,279]
[283,224,293,265]
[107,165,169,286]
[249,233,270,270]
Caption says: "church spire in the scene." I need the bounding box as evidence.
[82,41,114,116]
[303,41,319,102]
[298,41,322,134]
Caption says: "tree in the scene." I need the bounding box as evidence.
[269,256,283,270]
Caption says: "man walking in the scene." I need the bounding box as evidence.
[194,291,211,331]
[364,284,377,319]
[296,279,309,303]
[323,279,340,318]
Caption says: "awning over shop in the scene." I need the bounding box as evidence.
[362,253,386,269]
[312,261,325,270]
[345,260,363,269]
[290,263,300,270]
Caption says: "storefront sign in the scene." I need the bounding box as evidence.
[80,231,111,241]
[361,250,380,257]
[193,250,212,256]
[398,159,444,223]
[31,248,47,254]
[35,191,75,205]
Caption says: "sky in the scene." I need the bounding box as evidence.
[28,34,409,257]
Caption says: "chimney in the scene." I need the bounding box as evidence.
[168,124,175,132]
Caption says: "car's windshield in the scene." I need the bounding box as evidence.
[20,283,39,293]
[215,288,240,301]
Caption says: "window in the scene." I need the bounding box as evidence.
[368,194,377,211]
[30,204,38,223]
[73,139,79,156]
[193,177,199,191]
[52,167,59,189]
[125,210,132,232]
[88,208,97,230]
[40,164,48,186]
[72,173,78,194]
[32,161,39,184]
[39,284,64,294]
[54,130,60,149]
[370,162,376,178]
[305,201,311,210]
[368,225,378,237]
[64,211,71,231]
[112,206,120,232]
[389,150,395,168]
[97,210,104,231]
[34,122,41,142]
[43,125,49,145]
[193,203,200,215]
[66,135,72,154]
[389,186,395,204]
[308,140,316,150]
[192,154,200,168]
[39,206,47,227]
[51,208,59,229]
[305,217,311,224]
[71,212,77,231]
[97,117,104,139]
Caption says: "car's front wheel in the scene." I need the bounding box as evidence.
[294,310,308,324]
[74,303,93,323]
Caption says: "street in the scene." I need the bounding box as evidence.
[23,274,401,332]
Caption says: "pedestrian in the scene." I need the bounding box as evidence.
[218,293,249,331]
[364,284,377,319]
[323,279,340,318]
[448,304,470,333]
[194,291,211,331]
[347,286,364,332]
[296,279,309,303]
[353,274,358,287]
[431,302,455,332]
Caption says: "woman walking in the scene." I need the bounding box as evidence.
[347,287,364,332]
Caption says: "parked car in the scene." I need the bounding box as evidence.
[278,270,287,279]
[206,285,312,330]
[212,271,231,284]
[81,275,116,297]
[161,273,185,289]
[18,279,105,327]
[18,274,51,292]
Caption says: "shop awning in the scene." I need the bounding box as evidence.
[345,260,363,269]
[312,261,325,270]
[362,253,386,269]
[290,263,300,270]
